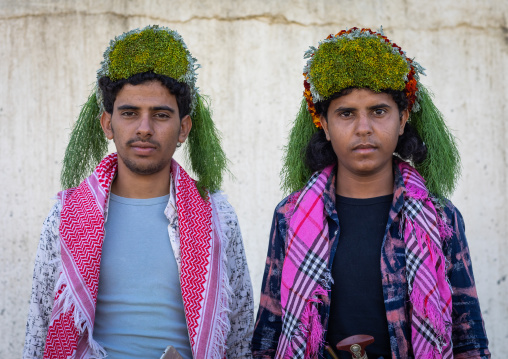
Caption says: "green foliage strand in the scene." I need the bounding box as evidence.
[186,94,229,198]
[61,92,108,189]
[281,98,318,194]
[412,85,461,198]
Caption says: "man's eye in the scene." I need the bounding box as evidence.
[340,111,352,117]
[154,113,170,119]
[373,109,386,115]
[121,111,136,117]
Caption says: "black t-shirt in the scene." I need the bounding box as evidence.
[326,194,393,359]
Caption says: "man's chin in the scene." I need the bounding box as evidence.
[128,166,164,175]
[120,157,171,176]
[340,158,391,176]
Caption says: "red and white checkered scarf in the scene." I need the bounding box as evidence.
[44,153,231,359]
[277,161,452,359]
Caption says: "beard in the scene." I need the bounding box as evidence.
[111,123,175,175]
[119,154,171,175]
[117,136,171,175]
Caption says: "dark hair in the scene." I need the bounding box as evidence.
[305,87,427,172]
[98,71,191,119]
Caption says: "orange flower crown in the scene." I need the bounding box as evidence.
[303,27,425,128]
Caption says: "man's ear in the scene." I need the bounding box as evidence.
[178,115,192,143]
[399,109,409,135]
[100,111,114,140]
[320,115,331,141]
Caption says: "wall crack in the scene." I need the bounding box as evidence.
[0,10,504,31]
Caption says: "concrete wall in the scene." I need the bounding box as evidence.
[1,0,506,356]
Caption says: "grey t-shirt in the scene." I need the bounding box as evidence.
[93,193,192,359]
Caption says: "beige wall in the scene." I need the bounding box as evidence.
[1,0,506,356]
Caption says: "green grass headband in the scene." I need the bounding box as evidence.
[282,27,460,198]
[61,25,228,197]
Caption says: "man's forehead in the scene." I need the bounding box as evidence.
[115,82,175,101]
[113,83,178,112]
[330,89,394,107]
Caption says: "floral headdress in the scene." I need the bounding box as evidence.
[281,27,460,198]
[61,25,228,197]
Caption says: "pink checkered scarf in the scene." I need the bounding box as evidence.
[44,153,231,359]
[399,161,453,358]
[277,162,453,359]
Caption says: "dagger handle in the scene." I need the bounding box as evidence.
[336,335,375,359]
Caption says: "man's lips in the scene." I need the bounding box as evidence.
[352,143,377,153]
[130,142,157,154]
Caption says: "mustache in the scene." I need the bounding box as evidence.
[126,138,160,147]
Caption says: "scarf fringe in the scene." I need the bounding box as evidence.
[409,222,448,338]
[52,270,107,359]
[406,183,429,200]
[409,287,447,339]
[414,222,447,281]
[283,286,327,359]
[436,214,453,240]
[210,192,234,359]
[211,284,232,359]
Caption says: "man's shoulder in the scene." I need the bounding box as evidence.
[209,191,247,255]
[45,198,63,222]
[210,191,237,216]
[423,195,468,251]
[37,199,63,259]
[273,190,301,218]
[50,186,81,211]
[209,191,242,234]
[429,195,463,224]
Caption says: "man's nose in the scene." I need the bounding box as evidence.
[136,113,154,137]
[355,112,373,135]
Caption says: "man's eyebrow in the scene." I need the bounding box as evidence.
[116,104,176,113]
[367,103,392,110]
[334,106,356,113]
[333,103,393,114]
[151,105,175,113]
[117,104,140,110]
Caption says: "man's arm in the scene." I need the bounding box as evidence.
[251,206,287,358]
[23,202,61,359]
[445,204,490,358]
[213,193,255,358]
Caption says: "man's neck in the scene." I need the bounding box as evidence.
[336,164,394,199]
[111,163,171,199]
